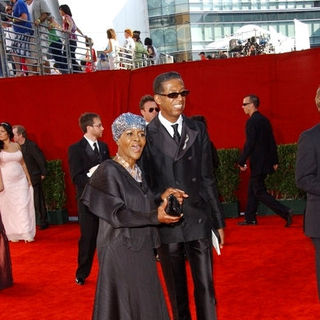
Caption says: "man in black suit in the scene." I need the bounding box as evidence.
[238,94,292,226]
[13,125,49,229]
[142,71,225,320]
[296,87,320,299]
[68,112,110,285]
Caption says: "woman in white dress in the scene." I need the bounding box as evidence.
[0,122,35,243]
[104,28,120,70]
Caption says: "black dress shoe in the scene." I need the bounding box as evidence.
[285,210,293,227]
[238,220,257,226]
[75,277,85,285]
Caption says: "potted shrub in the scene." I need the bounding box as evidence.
[216,148,241,218]
[43,160,69,224]
[258,143,306,215]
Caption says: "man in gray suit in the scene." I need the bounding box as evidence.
[296,86,320,300]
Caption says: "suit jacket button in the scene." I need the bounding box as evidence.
[192,177,196,182]
[188,156,192,160]
[198,218,202,223]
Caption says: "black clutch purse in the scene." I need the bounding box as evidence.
[165,194,182,217]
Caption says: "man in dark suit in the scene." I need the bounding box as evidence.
[238,94,292,226]
[12,125,49,229]
[68,112,110,285]
[296,87,320,299]
[142,71,225,320]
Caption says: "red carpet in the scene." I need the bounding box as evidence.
[1,215,320,320]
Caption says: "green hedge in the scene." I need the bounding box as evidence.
[42,160,67,211]
[265,143,305,199]
[216,148,240,202]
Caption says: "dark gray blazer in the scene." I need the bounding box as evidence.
[296,124,320,238]
[141,115,224,244]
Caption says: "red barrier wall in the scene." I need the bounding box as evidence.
[1,48,320,215]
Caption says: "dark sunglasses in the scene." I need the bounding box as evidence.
[242,102,251,106]
[157,90,190,99]
[148,107,160,113]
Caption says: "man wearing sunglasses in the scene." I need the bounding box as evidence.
[139,95,159,124]
[141,71,225,320]
[238,94,293,226]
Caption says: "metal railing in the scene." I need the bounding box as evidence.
[0,12,174,78]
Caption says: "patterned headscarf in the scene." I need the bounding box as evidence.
[111,113,146,142]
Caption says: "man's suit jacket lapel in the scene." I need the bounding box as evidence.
[148,117,177,159]
[148,116,198,161]
[97,141,109,161]
[176,117,198,161]
[80,137,97,162]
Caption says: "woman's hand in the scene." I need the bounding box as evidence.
[157,197,183,224]
[161,187,188,205]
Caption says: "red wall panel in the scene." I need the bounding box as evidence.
[1,48,320,215]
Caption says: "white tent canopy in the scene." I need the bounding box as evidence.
[206,24,295,53]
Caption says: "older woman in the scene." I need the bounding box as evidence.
[81,113,187,320]
[0,122,35,242]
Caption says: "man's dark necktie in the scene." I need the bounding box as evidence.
[171,124,180,144]
[93,142,101,162]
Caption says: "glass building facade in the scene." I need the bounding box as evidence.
[147,0,320,61]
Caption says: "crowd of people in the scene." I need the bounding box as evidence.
[0,0,161,77]
[1,69,320,320]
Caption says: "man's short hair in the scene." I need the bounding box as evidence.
[315,87,320,110]
[139,95,155,110]
[79,112,100,133]
[246,94,260,108]
[13,125,27,138]
[153,71,183,94]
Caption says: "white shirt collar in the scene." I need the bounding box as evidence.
[84,135,99,151]
[158,112,183,137]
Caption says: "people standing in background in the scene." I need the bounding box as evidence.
[96,53,109,71]
[10,0,33,76]
[199,51,207,60]
[296,86,320,300]
[144,37,157,63]
[84,37,96,73]
[132,31,148,66]
[238,94,293,226]
[68,113,110,285]
[142,71,225,320]
[104,28,119,70]
[123,28,135,53]
[12,125,48,230]
[139,95,159,124]
[47,16,64,73]
[25,0,51,74]
[58,4,84,72]
[0,122,35,242]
